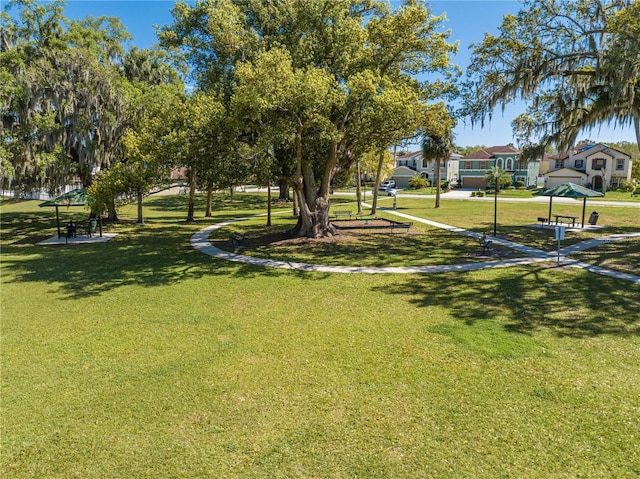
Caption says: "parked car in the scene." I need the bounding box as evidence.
[379,180,396,190]
[386,188,398,196]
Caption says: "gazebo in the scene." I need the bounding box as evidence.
[38,189,102,238]
[533,182,604,228]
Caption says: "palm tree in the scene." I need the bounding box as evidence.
[422,131,454,208]
[484,166,512,191]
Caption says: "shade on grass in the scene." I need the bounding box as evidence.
[38,189,103,237]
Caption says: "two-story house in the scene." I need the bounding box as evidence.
[543,143,633,190]
[458,146,539,188]
[392,150,461,188]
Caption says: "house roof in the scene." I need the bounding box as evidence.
[461,145,519,160]
[393,165,419,177]
[548,142,631,160]
[396,150,422,161]
[543,167,587,178]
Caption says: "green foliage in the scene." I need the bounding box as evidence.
[408,175,429,189]
[484,166,512,189]
[160,0,458,236]
[464,0,640,155]
[1,0,183,196]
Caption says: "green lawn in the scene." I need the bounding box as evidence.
[2,194,639,478]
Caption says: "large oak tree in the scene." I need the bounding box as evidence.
[160,0,457,237]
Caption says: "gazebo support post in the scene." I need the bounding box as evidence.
[581,198,587,228]
[548,197,553,222]
[55,206,62,238]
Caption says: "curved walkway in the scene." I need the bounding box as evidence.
[190,211,640,283]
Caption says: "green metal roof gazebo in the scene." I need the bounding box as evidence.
[533,182,604,227]
[39,189,101,238]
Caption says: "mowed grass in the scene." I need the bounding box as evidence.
[1,193,640,478]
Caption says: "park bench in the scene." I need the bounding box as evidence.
[355,213,376,225]
[229,232,245,246]
[479,234,493,254]
[537,216,549,228]
[334,210,353,219]
[553,214,577,227]
[391,221,412,232]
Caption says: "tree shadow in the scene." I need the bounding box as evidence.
[372,266,640,338]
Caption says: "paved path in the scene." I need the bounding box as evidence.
[191,210,640,283]
[335,188,640,208]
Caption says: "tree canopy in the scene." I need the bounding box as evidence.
[160,0,458,237]
[463,0,640,157]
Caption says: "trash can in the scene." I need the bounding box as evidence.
[588,211,599,225]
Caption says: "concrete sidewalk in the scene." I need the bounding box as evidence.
[38,233,117,245]
[191,211,640,283]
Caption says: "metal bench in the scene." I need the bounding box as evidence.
[229,232,245,246]
[334,210,353,219]
[479,234,493,254]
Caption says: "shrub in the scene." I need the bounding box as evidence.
[408,175,429,189]
[619,180,635,192]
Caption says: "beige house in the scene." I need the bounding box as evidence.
[392,150,460,188]
[544,143,633,190]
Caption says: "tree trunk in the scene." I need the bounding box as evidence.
[435,156,442,208]
[291,189,336,237]
[205,187,213,217]
[277,179,290,200]
[293,192,299,216]
[267,185,272,226]
[186,166,196,222]
[106,198,118,222]
[136,191,144,224]
[356,161,362,214]
[289,136,337,237]
[370,150,385,214]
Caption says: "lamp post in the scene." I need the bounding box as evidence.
[493,171,499,236]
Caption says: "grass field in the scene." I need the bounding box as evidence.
[2,193,639,478]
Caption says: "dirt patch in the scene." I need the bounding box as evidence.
[214,229,361,250]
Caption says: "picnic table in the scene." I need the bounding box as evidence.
[553,214,578,227]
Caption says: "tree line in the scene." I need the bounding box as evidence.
[2,0,638,236]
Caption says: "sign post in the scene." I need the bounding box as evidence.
[554,225,565,266]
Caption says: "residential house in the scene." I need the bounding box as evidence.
[543,143,633,190]
[392,150,461,188]
[458,145,540,188]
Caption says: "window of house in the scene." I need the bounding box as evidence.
[574,159,584,169]
[422,159,429,169]
[556,159,565,169]
[462,161,473,169]
[496,158,503,168]
[592,158,605,170]
[616,158,625,170]
[506,158,513,170]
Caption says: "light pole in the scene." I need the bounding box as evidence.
[493,171,499,236]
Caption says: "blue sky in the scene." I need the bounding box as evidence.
[12,0,637,149]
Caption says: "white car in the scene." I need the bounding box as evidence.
[386,188,398,196]
[379,180,396,190]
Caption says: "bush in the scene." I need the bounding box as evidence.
[515,180,525,188]
[471,190,485,197]
[619,180,635,192]
[408,175,429,189]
